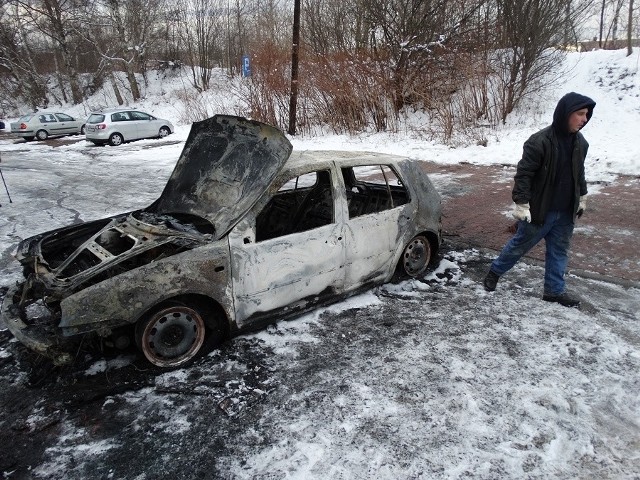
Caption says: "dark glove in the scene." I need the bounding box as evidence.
[576,195,587,218]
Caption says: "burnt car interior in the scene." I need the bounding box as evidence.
[255,165,410,242]
[343,165,409,218]
[256,170,334,241]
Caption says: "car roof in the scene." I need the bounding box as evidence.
[20,111,72,117]
[285,150,408,172]
[89,108,139,114]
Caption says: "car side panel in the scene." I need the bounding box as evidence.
[342,206,407,288]
[228,218,346,326]
[139,119,159,138]
[58,244,235,334]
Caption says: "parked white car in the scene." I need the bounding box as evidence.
[3,115,442,368]
[10,112,86,141]
[85,109,174,146]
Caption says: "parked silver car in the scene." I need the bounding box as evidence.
[2,115,442,368]
[10,112,86,141]
[85,109,174,146]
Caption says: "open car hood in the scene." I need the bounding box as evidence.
[150,115,293,238]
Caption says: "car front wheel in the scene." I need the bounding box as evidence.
[136,305,207,368]
[36,129,48,141]
[109,132,124,146]
[158,126,171,138]
[80,124,86,135]
[400,235,431,277]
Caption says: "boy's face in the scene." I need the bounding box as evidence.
[568,108,589,133]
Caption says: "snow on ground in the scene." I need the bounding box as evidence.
[9,248,638,480]
[0,49,639,479]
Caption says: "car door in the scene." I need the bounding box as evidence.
[341,164,412,289]
[228,168,346,326]
[129,111,155,139]
[38,113,60,135]
[109,111,133,139]
[54,113,79,135]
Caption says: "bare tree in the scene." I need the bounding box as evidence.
[303,0,368,54]
[10,0,85,104]
[0,2,49,109]
[494,0,595,122]
[176,0,226,91]
[600,0,606,46]
[611,0,626,44]
[598,0,629,48]
[77,0,167,102]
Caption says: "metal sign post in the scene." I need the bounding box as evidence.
[242,55,251,77]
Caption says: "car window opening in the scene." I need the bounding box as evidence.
[342,165,409,218]
[256,170,334,242]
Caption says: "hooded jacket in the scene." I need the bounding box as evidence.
[512,92,596,225]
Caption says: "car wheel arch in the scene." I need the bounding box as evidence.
[36,129,49,140]
[394,230,440,279]
[134,293,229,368]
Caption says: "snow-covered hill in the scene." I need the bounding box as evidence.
[3,49,639,181]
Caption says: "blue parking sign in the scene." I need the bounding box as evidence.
[242,55,251,77]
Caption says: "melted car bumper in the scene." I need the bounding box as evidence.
[2,282,75,365]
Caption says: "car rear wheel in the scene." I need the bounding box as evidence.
[136,305,206,368]
[36,129,48,141]
[158,126,170,138]
[400,235,431,277]
[109,132,124,146]
[80,124,86,135]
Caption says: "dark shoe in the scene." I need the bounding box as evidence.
[542,292,581,308]
[483,270,500,292]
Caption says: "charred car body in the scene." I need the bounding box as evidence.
[2,115,442,368]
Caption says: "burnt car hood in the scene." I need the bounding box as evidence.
[150,115,293,238]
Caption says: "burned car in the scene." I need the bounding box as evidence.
[2,115,442,368]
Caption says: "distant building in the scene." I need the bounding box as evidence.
[577,39,640,51]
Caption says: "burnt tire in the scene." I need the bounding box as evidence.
[400,235,431,278]
[136,305,206,368]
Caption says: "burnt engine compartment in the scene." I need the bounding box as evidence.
[17,211,214,307]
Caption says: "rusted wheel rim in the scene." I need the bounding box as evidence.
[402,236,431,277]
[140,306,206,367]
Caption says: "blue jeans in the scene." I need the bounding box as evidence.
[490,211,575,295]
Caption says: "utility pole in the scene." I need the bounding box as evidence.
[288,0,301,135]
[628,0,634,56]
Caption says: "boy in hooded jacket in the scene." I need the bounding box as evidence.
[483,92,596,307]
